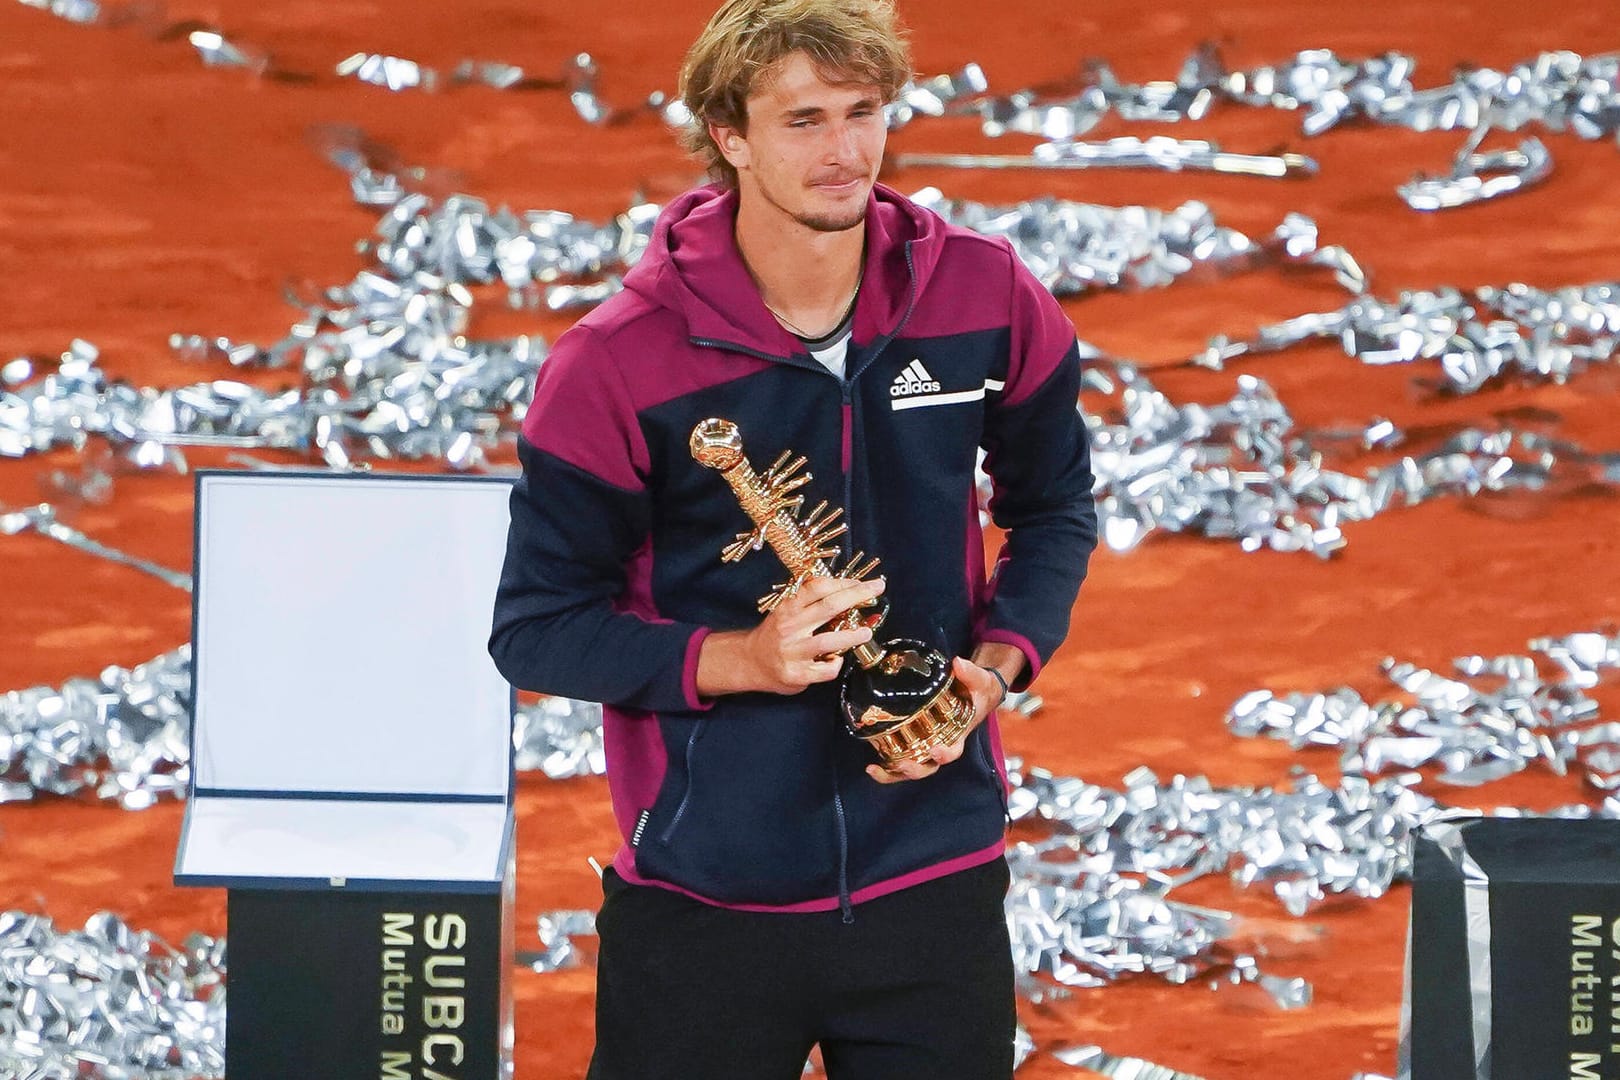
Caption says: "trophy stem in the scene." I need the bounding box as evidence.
[690,418,883,630]
[718,459,827,575]
[850,641,886,669]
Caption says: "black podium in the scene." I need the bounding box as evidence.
[175,471,518,1080]
[1403,815,1620,1080]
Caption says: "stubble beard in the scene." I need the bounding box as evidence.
[794,205,868,233]
[745,167,871,234]
[768,169,871,233]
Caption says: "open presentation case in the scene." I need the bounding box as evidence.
[174,469,518,1080]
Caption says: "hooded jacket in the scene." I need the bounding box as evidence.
[490,182,1096,917]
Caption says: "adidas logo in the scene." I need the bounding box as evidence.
[890,359,941,397]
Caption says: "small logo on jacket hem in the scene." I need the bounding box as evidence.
[890,359,941,397]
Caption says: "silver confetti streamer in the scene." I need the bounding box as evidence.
[1398,132,1552,211]
[335,52,437,92]
[1051,1044,1210,1079]
[1225,49,1620,143]
[168,332,274,369]
[16,0,100,25]
[0,339,307,459]
[1228,630,1620,790]
[522,910,597,974]
[1014,1025,1036,1071]
[0,501,192,590]
[2,297,542,472]
[561,53,688,127]
[892,138,1318,179]
[451,59,531,91]
[1185,279,1620,395]
[1008,758,1442,927]
[0,910,225,1079]
[890,47,1620,153]
[0,648,192,809]
[185,29,269,74]
[513,695,605,780]
[910,190,1365,297]
[885,48,1620,204]
[885,63,991,127]
[1084,360,1620,556]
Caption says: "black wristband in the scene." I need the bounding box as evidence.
[985,666,1010,708]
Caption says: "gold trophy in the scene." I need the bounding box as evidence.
[690,418,977,771]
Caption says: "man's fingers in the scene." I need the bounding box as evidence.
[866,764,900,784]
[898,758,939,779]
[784,573,877,605]
[951,656,1002,721]
[865,757,939,784]
[804,625,874,658]
[789,575,885,629]
[794,656,844,685]
[951,655,997,695]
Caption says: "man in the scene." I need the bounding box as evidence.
[489,1,1096,1076]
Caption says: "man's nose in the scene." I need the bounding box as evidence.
[822,120,860,162]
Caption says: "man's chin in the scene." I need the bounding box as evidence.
[795,206,868,233]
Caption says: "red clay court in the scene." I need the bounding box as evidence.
[3,1,1618,1077]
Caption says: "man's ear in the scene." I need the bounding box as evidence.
[710,120,750,172]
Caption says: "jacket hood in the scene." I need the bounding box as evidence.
[621,182,942,357]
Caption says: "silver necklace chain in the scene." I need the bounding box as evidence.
[762,268,863,340]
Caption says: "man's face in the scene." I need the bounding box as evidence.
[712,50,887,233]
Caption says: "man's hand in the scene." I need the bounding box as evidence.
[695,575,885,697]
[864,654,1014,784]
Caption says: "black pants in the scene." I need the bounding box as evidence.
[586,857,1016,1080]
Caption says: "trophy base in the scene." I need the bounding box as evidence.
[858,679,978,771]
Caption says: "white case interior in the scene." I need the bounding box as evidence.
[178,472,516,887]
[176,798,511,883]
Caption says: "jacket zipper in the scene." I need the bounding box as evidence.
[841,240,920,520]
[657,718,709,844]
[831,246,920,924]
[831,772,854,923]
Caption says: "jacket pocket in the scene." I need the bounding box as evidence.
[635,691,846,906]
[657,717,710,844]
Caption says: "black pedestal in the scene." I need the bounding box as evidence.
[227,877,514,1080]
[1406,816,1620,1080]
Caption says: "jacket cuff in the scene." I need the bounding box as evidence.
[682,625,716,711]
[975,628,1042,692]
